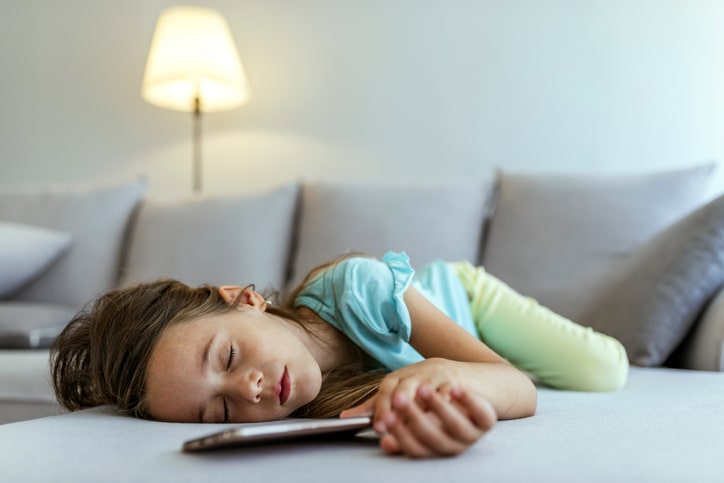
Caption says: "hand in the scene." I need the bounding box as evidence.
[340,359,497,457]
[343,384,495,458]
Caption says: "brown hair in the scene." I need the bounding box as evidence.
[51,264,385,420]
[50,280,236,418]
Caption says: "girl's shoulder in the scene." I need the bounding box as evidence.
[314,251,413,287]
[294,251,415,306]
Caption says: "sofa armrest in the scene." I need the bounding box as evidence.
[677,285,724,371]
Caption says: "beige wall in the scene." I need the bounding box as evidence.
[1,0,723,196]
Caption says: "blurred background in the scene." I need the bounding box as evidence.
[1,0,723,195]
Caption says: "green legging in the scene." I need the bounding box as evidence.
[452,261,629,391]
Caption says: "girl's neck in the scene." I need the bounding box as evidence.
[283,307,359,373]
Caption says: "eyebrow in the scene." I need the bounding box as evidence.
[197,336,215,423]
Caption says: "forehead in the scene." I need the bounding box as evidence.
[143,316,218,422]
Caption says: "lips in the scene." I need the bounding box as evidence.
[278,367,291,405]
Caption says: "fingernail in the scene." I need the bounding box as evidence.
[392,393,409,409]
[385,412,397,427]
[417,385,432,399]
[374,412,397,433]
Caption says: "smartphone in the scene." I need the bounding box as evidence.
[182,416,373,452]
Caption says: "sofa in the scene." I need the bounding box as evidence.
[1,163,724,482]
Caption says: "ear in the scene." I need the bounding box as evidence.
[218,286,267,312]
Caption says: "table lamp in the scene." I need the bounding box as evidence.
[142,6,250,192]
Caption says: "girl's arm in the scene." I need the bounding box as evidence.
[403,286,537,419]
[342,286,537,457]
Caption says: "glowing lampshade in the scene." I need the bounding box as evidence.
[142,6,249,112]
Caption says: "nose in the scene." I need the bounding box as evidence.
[227,369,263,403]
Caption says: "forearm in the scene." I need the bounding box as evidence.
[401,286,537,419]
[375,357,536,420]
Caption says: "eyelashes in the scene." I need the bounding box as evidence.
[227,346,238,370]
[223,345,238,423]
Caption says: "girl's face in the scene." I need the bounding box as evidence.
[144,288,323,423]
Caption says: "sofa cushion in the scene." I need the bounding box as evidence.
[0,302,77,349]
[290,179,495,289]
[120,183,299,293]
[482,164,715,321]
[0,222,73,298]
[579,193,724,366]
[1,368,723,481]
[0,180,146,309]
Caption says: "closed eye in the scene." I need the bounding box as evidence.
[227,346,237,370]
[223,346,237,423]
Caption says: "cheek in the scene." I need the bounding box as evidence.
[297,366,323,406]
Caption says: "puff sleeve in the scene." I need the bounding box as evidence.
[294,252,425,370]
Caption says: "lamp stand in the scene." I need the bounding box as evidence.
[192,96,202,193]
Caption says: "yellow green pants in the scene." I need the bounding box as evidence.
[452,261,629,391]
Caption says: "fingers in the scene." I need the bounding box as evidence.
[370,377,395,431]
[372,375,419,433]
[369,358,460,433]
[386,392,468,458]
[379,385,495,458]
[449,387,497,432]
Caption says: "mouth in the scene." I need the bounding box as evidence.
[277,367,291,405]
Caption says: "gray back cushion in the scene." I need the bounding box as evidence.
[120,183,299,293]
[290,179,495,289]
[579,193,724,366]
[0,181,146,309]
[482,164,715,321]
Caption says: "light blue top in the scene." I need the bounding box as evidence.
[293,251,478,370]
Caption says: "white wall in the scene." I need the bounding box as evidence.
[1,0,723,196]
